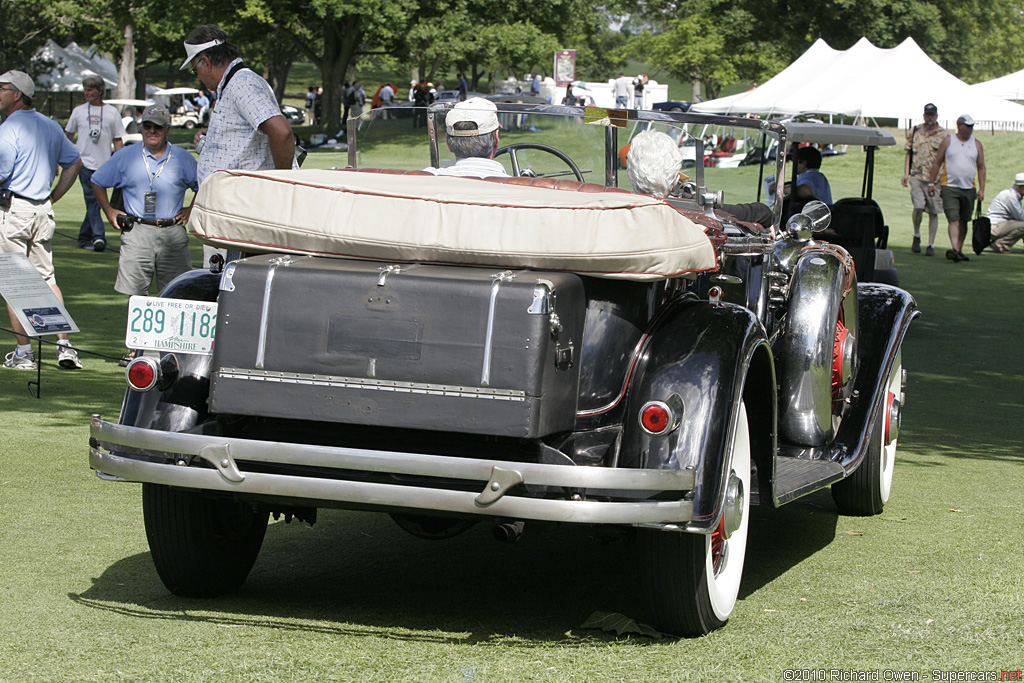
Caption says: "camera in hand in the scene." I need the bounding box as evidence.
[116,214,136,232]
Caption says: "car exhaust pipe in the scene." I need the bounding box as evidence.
[493,520,525,543]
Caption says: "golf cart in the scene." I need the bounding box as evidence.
[780,120,900,285]
[152,87,204,128]
[89,103,918,637]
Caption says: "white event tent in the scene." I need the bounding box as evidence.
[692,37,1024,129]
[970,69,1024,101]
[33,40,119,92]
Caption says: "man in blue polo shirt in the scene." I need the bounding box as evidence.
[0,70,84,370]
[92,105,198,320]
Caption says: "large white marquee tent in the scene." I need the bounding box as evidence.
[970,68,1024,101]
[691,37,1024,129]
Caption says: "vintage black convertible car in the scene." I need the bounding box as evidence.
[89,103,918,636]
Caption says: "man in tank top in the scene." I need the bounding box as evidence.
[927,114,986,262]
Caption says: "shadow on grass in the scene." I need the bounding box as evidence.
[71,494,841,643]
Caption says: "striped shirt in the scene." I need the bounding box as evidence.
[197,58,296,185]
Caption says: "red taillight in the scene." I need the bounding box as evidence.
[640,401,677,436]
[125,356,159,391]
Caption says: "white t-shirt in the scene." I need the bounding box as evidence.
[65,102,126,170]
[423,157,509,178]
[613,76,632,98]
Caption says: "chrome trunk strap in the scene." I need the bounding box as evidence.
[255,256,293,369]
[481,270,516,387]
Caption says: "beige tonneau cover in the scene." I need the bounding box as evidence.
[190,169,718,281]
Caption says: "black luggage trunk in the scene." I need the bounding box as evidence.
[210,255,586,438]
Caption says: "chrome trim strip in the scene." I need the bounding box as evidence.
[481,270,515,387]
[217,367,527,401]
[89,418,695,525]
[255,256,292,369]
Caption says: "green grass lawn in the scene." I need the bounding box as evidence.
[1,130,1022,682]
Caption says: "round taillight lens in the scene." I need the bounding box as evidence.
[125,356,159,392]
[640,402,672,435]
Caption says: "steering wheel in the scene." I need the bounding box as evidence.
[494,143,585,182]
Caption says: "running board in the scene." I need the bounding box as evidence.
[773,457,846,505]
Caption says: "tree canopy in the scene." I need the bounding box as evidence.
[5,0,1024,127]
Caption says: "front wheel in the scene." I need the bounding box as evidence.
[832,352,903,515]
[143,483,268,597]
[639,402,751,636]
[184,119,196,129]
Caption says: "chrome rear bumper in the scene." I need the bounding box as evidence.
[89,416,694,525]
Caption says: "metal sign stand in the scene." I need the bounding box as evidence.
[0,253,80,399]
[27,337,42,398]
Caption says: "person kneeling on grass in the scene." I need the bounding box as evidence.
[91,105,198,365]
[985,172,1024,254]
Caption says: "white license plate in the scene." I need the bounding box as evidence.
[126,296,217,355]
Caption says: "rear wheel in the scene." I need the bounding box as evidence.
[832,352,903,515]
[143,483,268,597]
[639,402,751,636]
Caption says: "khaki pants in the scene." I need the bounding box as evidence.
[992,220,1024,251]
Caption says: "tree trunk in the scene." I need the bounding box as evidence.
[318,19,362,133]
[263,28,298,102]
[691,78,701,102]
[134,43,148,99]
[118,23,136,100]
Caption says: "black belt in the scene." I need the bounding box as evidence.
[137,218,179,227]
[11,191,46,203]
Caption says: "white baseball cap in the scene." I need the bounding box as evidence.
[957,114,975,126]
[0,70,35,98]
[1014,172,1024,185]
[445,97,500,137]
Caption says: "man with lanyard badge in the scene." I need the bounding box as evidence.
[65,75,125,251]
[91,105,198,363]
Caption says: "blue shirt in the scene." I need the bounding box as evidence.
[796,169,832,205]
[91,142,198,219]
[0,109,81,201]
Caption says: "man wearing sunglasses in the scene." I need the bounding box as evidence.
[90,106,198,338]
[180,24,295,187]
[0,70,84,370]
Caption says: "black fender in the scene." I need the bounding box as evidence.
[830,283,919,472]
[119,269,221,435]
[619,300,776,533]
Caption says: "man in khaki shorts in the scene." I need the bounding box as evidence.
[0,70,84,370]
[91,105,198,364]
[902,102,945,256]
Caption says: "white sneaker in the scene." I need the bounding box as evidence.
[57,344,82,369]
[3,349,36,370]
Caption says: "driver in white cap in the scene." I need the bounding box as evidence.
[423,98,509,178]
[180,24,295,187]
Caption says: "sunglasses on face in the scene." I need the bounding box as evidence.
[142,122,165,131]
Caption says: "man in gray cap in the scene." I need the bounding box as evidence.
[422,98,509,178]
[985,172,1024,253]
[927,114,986,262]
[0,70,84,370]
[91,105,199,363]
